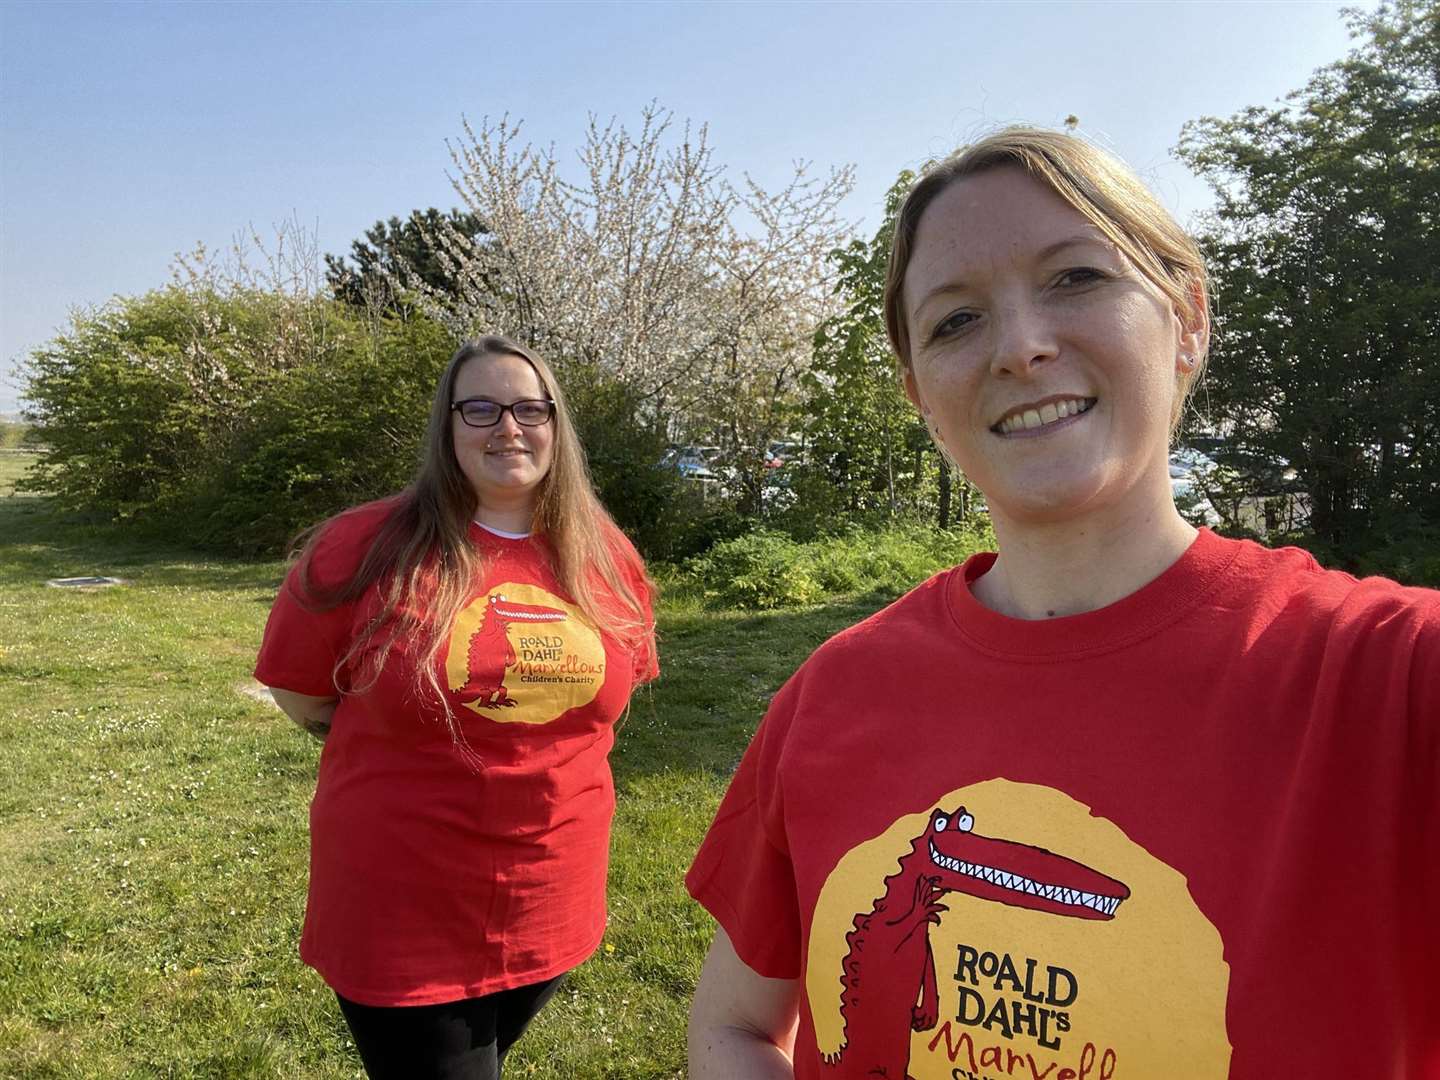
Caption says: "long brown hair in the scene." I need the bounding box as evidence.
[882,127,1210,435]
[295,335,655,758]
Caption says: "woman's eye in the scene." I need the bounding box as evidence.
[932,310,977,339]
[1056,267,1106,288]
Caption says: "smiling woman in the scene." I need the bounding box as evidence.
[898,169,1204,565]
[449,353,557,534]
[684,128,1440,1080]
[253,335,658,1080]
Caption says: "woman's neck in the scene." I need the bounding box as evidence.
[473,500,536,536]
[973,504,1198,620]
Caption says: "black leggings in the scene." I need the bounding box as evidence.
[335,973,566,1080]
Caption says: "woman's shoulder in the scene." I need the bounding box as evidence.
[592,521,654,604]
[297,494,409,586]
[1219,536,1440,680]
[795,565,963,674]
[600,520,647,572]
[1227,534,1440,624]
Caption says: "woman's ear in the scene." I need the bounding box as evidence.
[903,367,929,416]
[1174,277,1210,374]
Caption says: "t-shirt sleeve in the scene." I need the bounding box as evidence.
[1409,595,1440,730]
[632,576,659,685]
[254,519,367,697]
[608,526,660,685]
[685,670,804,980]
[1404,594,1440,1054]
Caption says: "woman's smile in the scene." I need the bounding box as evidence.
[990,395,1097,437]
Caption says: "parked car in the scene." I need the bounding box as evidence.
[660,445,722,483]
[1169,447,1221,526]
[764,440,801,470]
[1185,435,1299,493]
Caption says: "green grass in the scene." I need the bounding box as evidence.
[0,451,898,1078]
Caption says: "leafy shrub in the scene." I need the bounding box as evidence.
[679,520,995,610]
[22,288,238,516]
[20,287,456,552]
[186,314,454,552]
[1353,522,1440,588]
[563,368,747,563]
[18,283,761,559]
[682,530,822,610]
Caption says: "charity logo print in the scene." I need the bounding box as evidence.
[823,805,1130,1076]
[807,780,1231,1079]
[444,582,605,725]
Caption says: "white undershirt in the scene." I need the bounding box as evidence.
[474,520,531,540]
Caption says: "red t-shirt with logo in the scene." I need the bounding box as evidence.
[687,529,1440,1078]
[256,499,657,1006]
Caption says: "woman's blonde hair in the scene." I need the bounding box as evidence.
[296,335,655,762]
[882,126,1210,433]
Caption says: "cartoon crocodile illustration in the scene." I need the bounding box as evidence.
[454,592,567,708]
[825,806,1130,1079]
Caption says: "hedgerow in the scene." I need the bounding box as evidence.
[679,520,995,610]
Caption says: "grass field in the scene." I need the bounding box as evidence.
[0,451,893,1078]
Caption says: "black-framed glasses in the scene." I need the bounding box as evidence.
[451,398,556,428]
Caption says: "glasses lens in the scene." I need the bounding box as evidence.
[512,400,553,426]
[460,401,502,426]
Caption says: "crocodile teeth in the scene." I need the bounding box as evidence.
[929,839,1123,916]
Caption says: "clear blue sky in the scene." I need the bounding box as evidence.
[0,0,1370,414]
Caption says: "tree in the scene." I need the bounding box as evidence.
[21,221,458,552]
[325,208,487,313]
[396,104,855,507]
[1177,1,1440,567]
[792,172,974,532]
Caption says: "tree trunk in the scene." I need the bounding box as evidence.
[886,441,896,518]
[938,456,952,529]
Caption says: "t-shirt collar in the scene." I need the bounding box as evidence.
[945,527,1240,660]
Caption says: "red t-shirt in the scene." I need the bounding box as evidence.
[687,529,1440,1078]
[256,500,657,1005]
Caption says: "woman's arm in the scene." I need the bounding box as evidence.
[267,687,339,741]
[689,927,800,1079]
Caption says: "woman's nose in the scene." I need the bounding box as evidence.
[499,406,528,434]
[989,301,1058,378]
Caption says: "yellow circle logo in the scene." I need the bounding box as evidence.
[445,582,605,725]
[807,779,1231,1078]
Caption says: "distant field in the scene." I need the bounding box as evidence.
[0,452,886,1078]
[0,420,34,451]
[0,450,39,496]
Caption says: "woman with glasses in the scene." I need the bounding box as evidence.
[686,129,1439,1078]
[255,335,657,1079]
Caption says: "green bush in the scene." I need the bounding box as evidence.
[563,369,747,563]
[187,314,455,552]
[20,287,458,553]
[1354,522,1440,588]
[682,530,822,609]
[18,283,759,558]
[679,520,995,610]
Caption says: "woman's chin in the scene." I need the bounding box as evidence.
[470,471,543,508]
[987,477,1114,528]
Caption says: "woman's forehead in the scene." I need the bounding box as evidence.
[905,170,1111,300]
[454,352,544,396]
